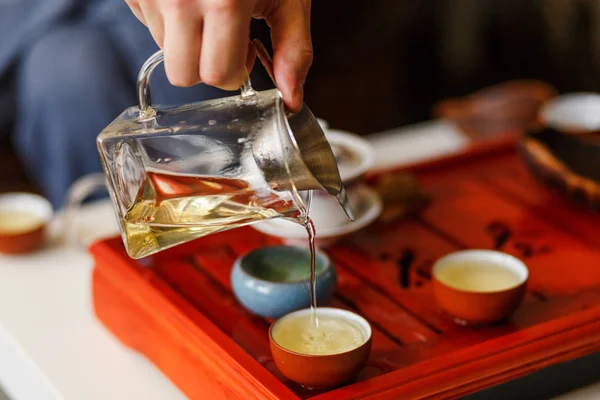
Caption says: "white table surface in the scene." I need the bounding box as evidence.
[0,120,598,400]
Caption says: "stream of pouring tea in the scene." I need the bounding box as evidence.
[292,190,319,327]
[302,216,318,325]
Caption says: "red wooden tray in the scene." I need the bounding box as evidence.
[90,137,600,399]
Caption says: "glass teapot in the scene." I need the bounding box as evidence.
[97,41,353,259]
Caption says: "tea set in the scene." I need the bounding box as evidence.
[1,42,598,389]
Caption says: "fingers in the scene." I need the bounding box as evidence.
[245,40,257,74]
[163,4,203,86]
[261,0,313,112]
[200,1,254,90]
[139,0,165,47]
[126,0,298,93]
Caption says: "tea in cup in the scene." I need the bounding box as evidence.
[432,250,528,325]
[0,193,53,254]
[269,307,372,389]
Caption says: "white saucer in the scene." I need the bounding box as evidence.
[252,185,382,248]
[325,130,375,183]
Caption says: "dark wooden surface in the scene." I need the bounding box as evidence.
[90,139,600,399]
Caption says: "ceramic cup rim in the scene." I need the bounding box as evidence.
[236,245,333,286]
[0,192,53,237]
[432,249,529,294]
[269,307,372,357]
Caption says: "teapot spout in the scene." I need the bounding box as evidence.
[287,104,355,222]
[252,38,354,222]
[335,186,355,221]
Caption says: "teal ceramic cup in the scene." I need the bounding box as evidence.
[231,246,337,319]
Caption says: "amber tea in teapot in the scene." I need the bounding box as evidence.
[123,171,302,258]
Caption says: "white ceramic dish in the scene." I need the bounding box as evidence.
[317,118,329,130]
[541,92,600,132]
[253,185,382,248]
[325,129,375,184]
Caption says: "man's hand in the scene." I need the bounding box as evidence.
[125,0,312,112]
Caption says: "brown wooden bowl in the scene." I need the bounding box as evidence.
[519,127,600,210]
[432,250,528,325]
[269,307,372,389]
[434,80,557,140]
[0,193,53,254]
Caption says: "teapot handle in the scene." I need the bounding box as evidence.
[137,50,255,118]
[62,173,112,250]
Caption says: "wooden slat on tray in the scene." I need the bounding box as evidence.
[330,220,460,332]
[334,265,437,343]
[421,180,600,295]
[153,259,272,361]
[480,156,600,248]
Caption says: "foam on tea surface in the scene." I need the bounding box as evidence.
[436,260,521,292]
[0,211,44,234]
[272,312,367,355]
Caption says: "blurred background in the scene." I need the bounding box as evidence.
[2,0,600,204]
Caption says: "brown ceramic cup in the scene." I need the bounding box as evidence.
[432,250,528,325]
[0,193,53,254]
[269,307,372,389]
